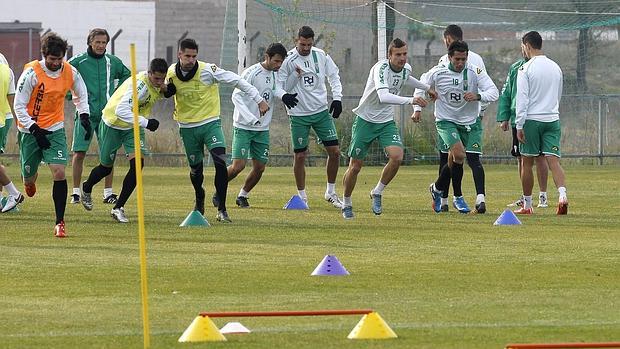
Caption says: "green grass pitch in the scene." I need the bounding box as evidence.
[0,164,618,348]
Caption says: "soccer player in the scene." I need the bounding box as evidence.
[275,26,343,208]
[0,54,24,213]
[228,43,297,208]
[496,57,549,208]
[435,25,489,213]
[14,32,91,237]
[69,28,131,205]
[341,38,435,219]
[514,31,568,215]
[413,41,499,214]
[80,58,170,223]
[168,38,268,223]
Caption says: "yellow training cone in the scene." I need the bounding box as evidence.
[347,312,397,339]
[178,315,227,342]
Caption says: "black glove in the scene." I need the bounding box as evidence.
[329,100,342,119]
[145,118,160,132]
[282,93,298,109]
[79,113,92,140]
[29,124,52,150]
[163,78,176,98]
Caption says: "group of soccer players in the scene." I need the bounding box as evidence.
[0,23,569,237]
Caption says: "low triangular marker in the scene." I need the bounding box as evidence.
[178,315,226,342]
[347,312,397,339]
[283,195,309,210]
[220,322,251,334]
[494,209,522,225]
[180,210,210,227]
[311,254,350,276]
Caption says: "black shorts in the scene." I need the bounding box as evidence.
[511,127,520,157]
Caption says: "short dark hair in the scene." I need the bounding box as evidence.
[522,31,543,50]
[41,32,68,57]
[265,43,287,59]
[448,40,469,56]
[149,58,168,74]
[179,38,199,51]
[87,28,110,46]
[388,38,407,56]
[298,26,314,39]
[444,24,463,41]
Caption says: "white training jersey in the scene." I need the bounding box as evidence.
[232,62,285,131]
[14,61,89,132]
[353,60,428,123]
[275,46,342,116]
[414,62,498,125]
[515,55,562,129]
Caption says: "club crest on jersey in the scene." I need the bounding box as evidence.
[297,137,303,145]
[452,132,458,139]
[355,148,361,155]
[24,165,30,174]
[110,153,116,161]
[472,143,479,148]
[189,155,195,162]
[476,68,482,74]
[241,148,246,155]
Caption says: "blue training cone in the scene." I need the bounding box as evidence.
[493,209,522,225]
[180,210,210,227]
[283,195,309,210]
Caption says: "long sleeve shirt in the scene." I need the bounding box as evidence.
[515,55,563,129]
[275,46,342,116]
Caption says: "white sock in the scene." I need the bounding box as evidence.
[441,197,448,205]
[298,189,307,199]
[343,196,352,207]
[103,187,113,198]
[558,187,567,201]
[523,195,533,209]
[326,182,336,194]
[476,194,485,205]
[239,188,249,198]
[5,182,20,197]
[371,181,386,195]
[72,187,81,196]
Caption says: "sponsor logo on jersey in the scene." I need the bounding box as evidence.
[476,68,482,74]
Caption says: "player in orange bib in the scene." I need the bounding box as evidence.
[14,32,90,237]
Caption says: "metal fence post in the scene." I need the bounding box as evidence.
[597,97,603,165]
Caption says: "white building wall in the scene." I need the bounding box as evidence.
[0,0,155,70]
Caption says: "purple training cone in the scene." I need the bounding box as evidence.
[311,254,350,276]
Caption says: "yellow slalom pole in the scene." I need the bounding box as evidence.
[129,43,150,349]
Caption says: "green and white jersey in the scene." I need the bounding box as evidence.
[414,62,498,126]
[515,55,562,129]
[275,46,342,116]
[232,62,284,131]
[352,59,428,124]
[496,59,526,127]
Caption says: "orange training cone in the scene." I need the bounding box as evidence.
[178,315,227,342]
